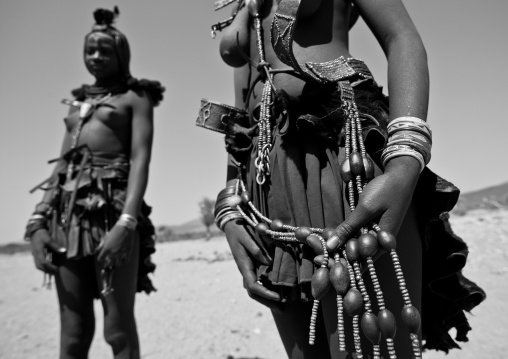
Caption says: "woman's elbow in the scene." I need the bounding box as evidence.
[386,31,427,61]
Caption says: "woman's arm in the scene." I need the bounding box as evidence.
[97,91,153,268]
[220,64,280,309]
[29,118,73,273]
[329,0,428,249]
[123,92,154,217]
[353,0,429,121]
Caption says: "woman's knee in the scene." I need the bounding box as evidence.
[103,313,138,353]
[103,329,129,353]
[60,313,95,357]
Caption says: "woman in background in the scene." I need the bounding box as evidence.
[25,8,164,359]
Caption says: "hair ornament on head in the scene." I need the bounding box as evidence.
[93,6,119,28]
[75,6,165,106]
[86,6,131,78]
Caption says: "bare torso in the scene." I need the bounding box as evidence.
[225,0,353,114]
[64,90,137,157]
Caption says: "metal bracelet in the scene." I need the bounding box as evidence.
[116,213,138,231]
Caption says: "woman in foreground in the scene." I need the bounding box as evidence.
[198,0,486,358]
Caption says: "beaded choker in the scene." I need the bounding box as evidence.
[85,83,128,96]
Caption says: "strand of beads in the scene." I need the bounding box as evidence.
[346,235,382,359]
[309,234,330,345]
[328,81,422,358]
[373,225,422,359]
[254,79,273,185]
[358,230,398,358]
[245,0,274,185]
[345,101,422,357]
[329,250,349,351]
[228,177,334,345]
[341,248,364,359]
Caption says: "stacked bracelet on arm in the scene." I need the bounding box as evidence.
[24,201,55,289]
[381,116,432,172]
[117,213,138,231]
[24,202,52,241]
[214,185,244,231]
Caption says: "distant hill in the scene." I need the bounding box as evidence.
[3,181,507,253]
[452,181,508,215]
[160,182,508,237]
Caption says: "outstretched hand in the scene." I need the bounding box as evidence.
[30,229,66,274]
[224,219,283,312]
[327,156,421,252]
[96,224,133,269]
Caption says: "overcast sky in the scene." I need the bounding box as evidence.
[1,0,507,245]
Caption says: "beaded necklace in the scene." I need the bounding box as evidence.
[246,0,276,185]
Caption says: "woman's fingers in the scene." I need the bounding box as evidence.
[235,246,281,303]
[32,247,58,274]
[225,221,281,309]
[238,234,272,265]
[242,269,281,306]
[226,220,272,265]
[327,200,379,252]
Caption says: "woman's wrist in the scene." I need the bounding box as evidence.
[116,213,138,231]
[384,155,421,182]
[223,218,245,233]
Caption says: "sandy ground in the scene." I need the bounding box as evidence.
[1,209,507,359]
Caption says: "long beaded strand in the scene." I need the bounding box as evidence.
[373,224,423,358]
[246,0,274,185]
[337,80,422,358]
[229,178,331,344]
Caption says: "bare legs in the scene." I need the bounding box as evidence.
[97,236,140,359]
[55,256,96,359]
[55,234,140,359]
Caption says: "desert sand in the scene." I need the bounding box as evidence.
[1,209,506,359]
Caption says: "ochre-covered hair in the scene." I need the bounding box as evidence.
[85,7,131,78]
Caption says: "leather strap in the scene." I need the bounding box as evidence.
[196,98,249,134]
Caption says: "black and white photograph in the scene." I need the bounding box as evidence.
[0,0,506,358]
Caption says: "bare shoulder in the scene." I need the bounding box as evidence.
[124,89,153,108]
[352,0,418,42]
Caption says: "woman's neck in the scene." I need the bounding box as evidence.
[93,76,125,88]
